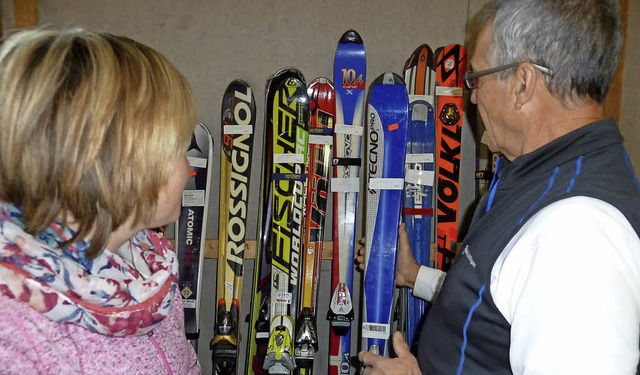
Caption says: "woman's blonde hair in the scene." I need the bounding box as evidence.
[0,29,196,257]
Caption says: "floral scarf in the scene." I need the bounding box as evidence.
[0,203,178,336]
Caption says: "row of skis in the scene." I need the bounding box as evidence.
[174,29,477,375]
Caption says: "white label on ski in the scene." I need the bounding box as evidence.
[223,124,253,134]
[308,134,333,145]
[187,156,207,168]
[334,123,363,136]
[256,332,269,339]
[182,190,205,207]
[405,170,435,187]
[406,153,435,164]
[330,177,360,192]
[436,86,463,97]
[329,356,343,367]
[408,94,435,105]
[361,322,390,340]
[275,292,292,304]
[273,153,305,164]
[182,299,196,309]
[368,178,404,190]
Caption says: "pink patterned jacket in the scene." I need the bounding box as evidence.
[0,290,200,374]
[0,204,201,374]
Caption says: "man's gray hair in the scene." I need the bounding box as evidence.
[486,0,623,104]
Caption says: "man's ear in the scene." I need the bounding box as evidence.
[514,63,538,110]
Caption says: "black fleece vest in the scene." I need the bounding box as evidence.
[418,119,640,374]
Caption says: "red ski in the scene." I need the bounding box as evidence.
[434,44,467,272]
[294,77,335,374]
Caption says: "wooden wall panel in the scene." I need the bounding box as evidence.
[13,0,38,28]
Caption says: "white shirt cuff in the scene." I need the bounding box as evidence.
[412,265,446,302]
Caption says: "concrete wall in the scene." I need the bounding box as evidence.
[1,1,638,374]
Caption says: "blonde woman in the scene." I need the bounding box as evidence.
[0,29,200,374]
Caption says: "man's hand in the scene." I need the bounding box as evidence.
[355,223,421,288]
[356,236,366,271]
[358,331,422,374]
[395,223,421,288]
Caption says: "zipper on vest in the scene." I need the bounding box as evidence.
[148,331,174,375]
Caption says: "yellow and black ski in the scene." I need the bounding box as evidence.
[211,80,256,375]
[246,68,306,375]
[263,73,309,374]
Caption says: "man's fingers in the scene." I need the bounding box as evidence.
[392,331,411,357]
[398,223,408,243]
[358,350,369,366]
[359,350,381,368]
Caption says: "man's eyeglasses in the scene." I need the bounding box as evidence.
[464,62,553,90]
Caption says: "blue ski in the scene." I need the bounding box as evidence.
[362,72,408,357]
[328,29,366,375]
[403,99,435,349]
[402,44,437,350]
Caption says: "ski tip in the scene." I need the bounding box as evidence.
[266,67,307,100]
[406,44,435,69]
[307,77,335,102]
[371,71,405,86]
[339,29,363,44]
[195,121,213,139]
[279,75,306,92]
[435,44,467,66]
[226,78,251,89]
[270,67,307,84]
[310,77,331,85]
[383,72,394,84]
[222,80,256,117]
